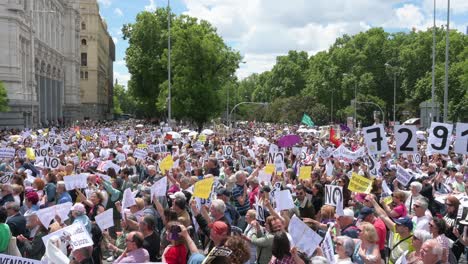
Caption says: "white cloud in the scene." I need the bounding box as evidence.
[422,0,468,15]
[115,60,126,66]
[145,0,157,12]
[114,8,123,17]
[114,70,131,88]
[382,4,425,29]
[112,37,118,44]
[97,0,112,8]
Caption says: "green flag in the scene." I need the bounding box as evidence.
[301,113,315,127]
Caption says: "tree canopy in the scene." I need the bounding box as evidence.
[0,81,9,112]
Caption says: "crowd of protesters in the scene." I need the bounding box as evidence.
[0,119,466,264]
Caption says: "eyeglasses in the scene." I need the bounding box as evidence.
[413,236,420,241]
[446,203,454,207]
[414,204,421,208]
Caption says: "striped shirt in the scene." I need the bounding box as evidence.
[232,184,250,215]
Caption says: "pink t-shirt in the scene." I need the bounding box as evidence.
[393,203,407,218]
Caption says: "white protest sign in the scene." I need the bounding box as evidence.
[0,254,43,264]
[222,145,233,158]
[273,152,285,172]
[395,125,417,154]
[396,165,413,186]
[42,223,93,250]
[63,174,88,191]
[247,148,256,159]
[275,190,295,211]
[96,173,112,182]
[240,155,248,169]
[37,206,56,228]
[151,176,167,202]
[95,209,114,231]
[0,147,15,159]
[321,231,336,264]
[133,148,148,160]
[0,173,14,184]
[325,160,334,176]
[317,144,333,159]
[395,250,408,264]
[363,124,388,155]
[454,123,468,155]
[331,145,366,163]
[255,197,265,222]
[382,180,393,195]
[101,160,121,173]
[40,156,61,169]
[288,215,322,257]
[269,144,279,154]
[116,153,126,163]
[257,169,272,184]
[427,122,453,155]
[122,188,136,209]
[55,202,73,222]
[412,153,422,166]
[325,185,343,207]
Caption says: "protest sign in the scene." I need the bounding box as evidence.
[264,164,275,174]
[122,188,136,209]
[0,173,13,184]
[55,202,72,222]
[325,160,334,176]
[0,254,42,264]
[454,123,468,155]
[159,155,174,174]
[317,144,333,159]
[395,125,417,154]
[427,122,453,155]
[269,144,279,154]
[258,169,272,184]
[273,152,285,172]
[325,185,343,207]
[331,145,366,163]
[222,145,233,158]
[396,165,413,186]
[95,209,114,231]
[133,148,148,160]
[193,177,215,199]
[348,173,373,194]
[382,180,393,195]
[321,232,336,264]
[288,215,322,257]
[0,148,16,159]
[37,206,56,228]
[96,173,111,182]
[275,190,295,211]
[151,176,167,202]
[63,174,88,191]
[299,166,312,180]
[240,155,248,169]
[255,197,265,222]
[363,124,388,155]
[395,250,409,264]
[42,223,93,250]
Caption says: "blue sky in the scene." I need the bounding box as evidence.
[96,0,468,88]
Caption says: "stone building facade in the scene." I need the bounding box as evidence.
[0,0,82,128]
[79,0,115,120]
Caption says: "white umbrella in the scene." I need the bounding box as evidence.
[201,129,214,135]
[180,129,191,133]
[307,129,318,134]
[135,124,144,128]
[297,128,308,133]
[167,131,181,139]
[188,131,198,137]
[253,136,270,146]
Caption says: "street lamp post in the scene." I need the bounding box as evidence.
[356,101,385,124]
[229,102,268,128]
[385,63,402,125]
[443,0,450,122]
[167,0,172,123]
[431,0,437,122]
[343,73,358,130]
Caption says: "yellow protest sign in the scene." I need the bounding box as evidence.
[348,173,373,194]
[159,155,174,174]
[26,148,36,161]
[137,144,148,149]
[198,134,207,142]
[299,166,312,180]
[85,136,92,142]
[264,164,275,174]
[383,196,393,205]
[193,177,215,199]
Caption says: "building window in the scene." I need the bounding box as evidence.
[80,71,83,79]
[81,22,86,30]
[81,39,87,45]
[81,53,87,66]
[85,71,88,79]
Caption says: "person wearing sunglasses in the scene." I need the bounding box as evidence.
[411,198,431,232]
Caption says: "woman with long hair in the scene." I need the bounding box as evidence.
[353,222,381,264]
[442,195,464,261]
[269,231,305,264]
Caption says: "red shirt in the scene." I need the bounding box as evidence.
[373,217,387,250]
[164,244,187,264]
[249,186,259,209]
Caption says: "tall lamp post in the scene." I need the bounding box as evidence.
[443,0,450,122]
[385,63,402,125]
[431,0,436,122]
[167,0,172,123]
[343,73,358,130]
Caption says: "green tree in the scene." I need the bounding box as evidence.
[123,9,240,128]
[0,81,9,112]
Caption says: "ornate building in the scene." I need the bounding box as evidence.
[0,0,81,128]
[79,0,115,120]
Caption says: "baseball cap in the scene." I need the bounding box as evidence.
[169,191,186,200]
[342,208,355,218]
[71,203,86,213]
[209,221,229,235]
[358,207,374,219]
[394,216,413,230]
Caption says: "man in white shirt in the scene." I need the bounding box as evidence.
[411,197,431,232]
